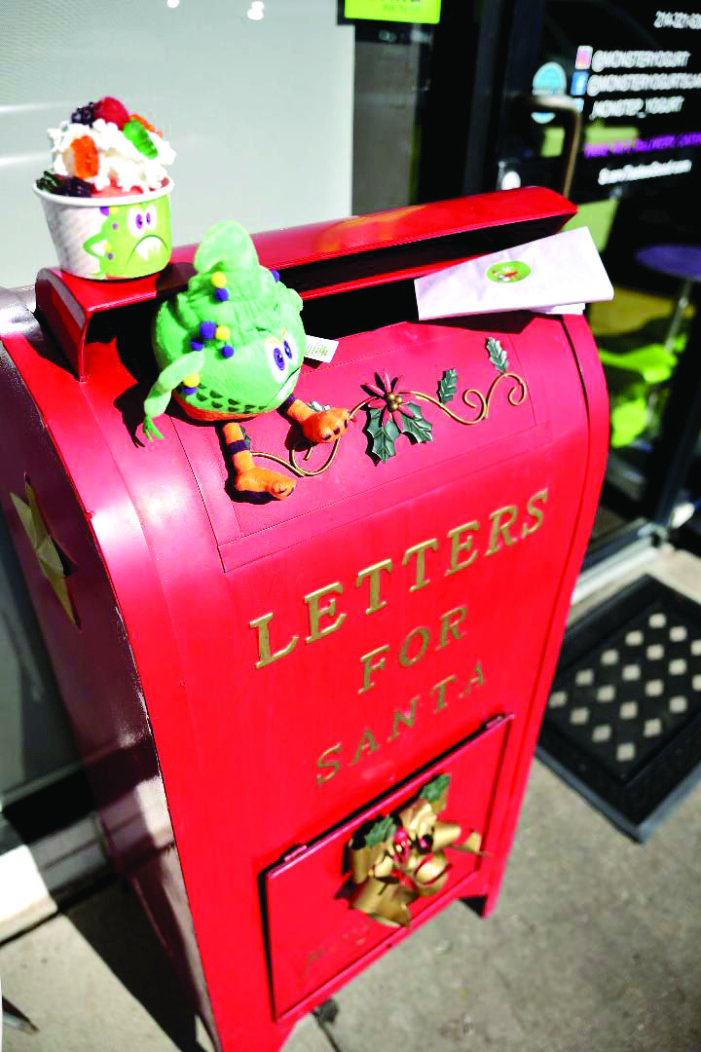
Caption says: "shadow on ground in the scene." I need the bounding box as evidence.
[68,879,211,1052]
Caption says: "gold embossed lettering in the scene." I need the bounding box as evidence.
[387,696,419,741]
[463,661,484,694]
[522,488,548,538]
[355,559,393,614]
[316,743,342,786]
[436,605,468,650]
[486,505,519,556]
[249,612,299,669]
[358,644,391,694]
[445,521,479,576]
[304,582,347,643]
[402,538,439,592]
[398,626,430,668]
[431,674,457,712]
[350,728,379,765]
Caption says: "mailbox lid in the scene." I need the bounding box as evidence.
[266,713,513,1019]
[34,187,575,378]
[251,187,576,299]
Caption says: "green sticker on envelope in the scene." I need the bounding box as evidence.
[345,0,441,23]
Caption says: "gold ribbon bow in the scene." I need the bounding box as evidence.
[348,775,484,929]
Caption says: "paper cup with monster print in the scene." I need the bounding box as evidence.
[33,180,173,280]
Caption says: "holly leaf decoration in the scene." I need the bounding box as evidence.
[401,403,433,445]
[487,337,509,374]
[438,368,458,403]
[421,773,451,803]
[366,814,397,847]
[365,407,400,462]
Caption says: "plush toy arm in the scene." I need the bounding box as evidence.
[142,349,205,441]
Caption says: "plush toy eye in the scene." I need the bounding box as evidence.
[265,333,300,382]
[265,336,288,378]
[144,204,157,229]
[282,332,299,363]
[127,207,146,237]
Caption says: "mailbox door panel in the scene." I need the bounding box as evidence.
[266,713,513,1018]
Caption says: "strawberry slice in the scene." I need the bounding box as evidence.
[94,96,130,129]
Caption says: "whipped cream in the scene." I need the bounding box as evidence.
[48,117,175,193]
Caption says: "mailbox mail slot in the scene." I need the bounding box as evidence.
[0,188,608,1052]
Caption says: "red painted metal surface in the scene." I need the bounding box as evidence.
[0,189,607,1052]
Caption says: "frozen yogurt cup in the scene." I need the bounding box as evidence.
[35,96,175,280]
[34,179,173,280]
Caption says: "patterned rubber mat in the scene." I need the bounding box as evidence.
[538,575,701,840]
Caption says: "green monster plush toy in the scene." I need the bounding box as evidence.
[143,221,349,499]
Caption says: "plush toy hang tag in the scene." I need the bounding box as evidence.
[304,334,339,364]
[414,227,613,319]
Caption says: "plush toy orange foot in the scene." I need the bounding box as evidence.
[299,407,351,444]
[235,467,296,500]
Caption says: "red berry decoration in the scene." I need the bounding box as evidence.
[94,96,130,129]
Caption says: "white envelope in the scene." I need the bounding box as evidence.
[415,227,613,320]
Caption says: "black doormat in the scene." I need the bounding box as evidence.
[538,575,701,840]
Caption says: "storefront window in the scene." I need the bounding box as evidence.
[496,0,701,548]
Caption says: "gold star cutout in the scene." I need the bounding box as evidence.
[11,482,77,625]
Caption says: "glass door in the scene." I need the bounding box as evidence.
[492,0,701,560]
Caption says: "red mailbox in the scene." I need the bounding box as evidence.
[0,189,608,1052]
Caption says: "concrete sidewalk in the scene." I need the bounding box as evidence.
[2,754,700,1052]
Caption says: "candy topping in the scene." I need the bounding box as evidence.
[211,271,227,288]
[122,119,158,159]
[200,321,217,340]
[215,288,229,302]
[36,170,93,197]
[129,113,155,133]
[220,345,235,359]
[215,325,231,341]
[190,339,204,351]
[69,136,99,179]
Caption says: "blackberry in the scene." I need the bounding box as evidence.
[70,102,96,125]
[62,176,93,198]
